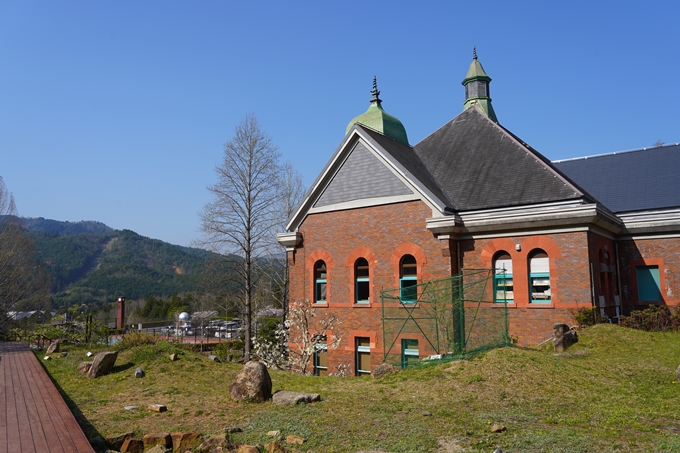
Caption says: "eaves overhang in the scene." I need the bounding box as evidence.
[276,231,303,251]
[426,201,622,236]
[618,208,680,236]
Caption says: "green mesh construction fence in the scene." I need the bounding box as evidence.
[381,269,510,368]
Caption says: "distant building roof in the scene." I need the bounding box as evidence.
[553,144,680,213]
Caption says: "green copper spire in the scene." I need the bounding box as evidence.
[462,47,498,123]
[346,77,409,144]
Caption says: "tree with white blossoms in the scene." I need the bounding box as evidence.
[254,299,341,375]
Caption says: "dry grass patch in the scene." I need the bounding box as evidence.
[39,325,680,452]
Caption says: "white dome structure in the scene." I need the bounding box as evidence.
[178,312,190,321]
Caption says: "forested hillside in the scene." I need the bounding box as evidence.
[21,218,229,308]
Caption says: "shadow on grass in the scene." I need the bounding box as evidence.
[111,361,135,373]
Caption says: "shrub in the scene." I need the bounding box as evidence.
[619,305,680,332]
[213,339,244,361]
[114,332,165,349]
[571,307,607,326]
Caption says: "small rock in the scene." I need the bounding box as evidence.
[267,430,281,437]
[170,432,202,452]
[285,435,304,445]
[149,404,167,412]
[142,433,171,450]
[105,432,134,450]
[43,356,51,361]
[124,406,138,411]
[195,433,230,452]
[490,424,506,433]
[134,367,145,378]
[264,441,288,453]
[272,390,320,405]
[61,351,68,357]
[237,446,260,453]
[145,446,171,453]
[120,438,144,453]
[372,363,398,379]
[208,354,220,362]
[224,427,243,433]
[46,341,60,354]
[423,411,432,416]
[169,353,178,361]
[77,361,93,375]
[86,351,93,357]
[493,449,503,453]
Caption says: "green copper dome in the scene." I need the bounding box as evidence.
[346,77,409,144]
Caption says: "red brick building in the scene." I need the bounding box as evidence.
[278,53,680,376]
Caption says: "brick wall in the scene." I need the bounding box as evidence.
[617,237,680,311]
[289,201,452,374]
[460,231,592,345]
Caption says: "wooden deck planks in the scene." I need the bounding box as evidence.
[0,342,95,453]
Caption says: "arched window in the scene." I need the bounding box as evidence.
[314,261,327,303]
[529,249,551,303]
[355,258,370,304]
[399,254,417,303]
[493,251,513,303]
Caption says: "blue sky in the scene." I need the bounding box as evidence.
[1,1,678,246]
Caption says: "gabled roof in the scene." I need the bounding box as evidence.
[553,144,680,213]
[413,108,587,211]
[285,124,452,231]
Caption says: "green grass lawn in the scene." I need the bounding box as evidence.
[39,324,680,452]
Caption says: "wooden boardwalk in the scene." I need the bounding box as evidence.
[0,342,95,453]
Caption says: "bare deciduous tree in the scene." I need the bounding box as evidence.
[197,114,283,361]
[0,177,48,330]
[267,162,306,320]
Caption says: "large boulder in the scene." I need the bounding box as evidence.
[229,360,272,402]
[272,390,320,405]
[552,323,578,353]
[87,351,119,378]
[46,341,60,354]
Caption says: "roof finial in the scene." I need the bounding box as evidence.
[473,46,478,60]
[370,76,381,104]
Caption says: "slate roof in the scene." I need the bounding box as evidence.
[413,108,586,211]
[553,144,680,213]
[358,125,453,210]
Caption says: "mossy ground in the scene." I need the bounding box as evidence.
[40,324,680,452]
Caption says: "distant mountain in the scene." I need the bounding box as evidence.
[18,217,232,308]
[7,216,114,235]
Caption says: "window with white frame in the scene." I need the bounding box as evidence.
[355,258,370,304]
[529,250,551,303]
[400,254,417,304]
[493,251,513,303]
[314,260,327,303]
